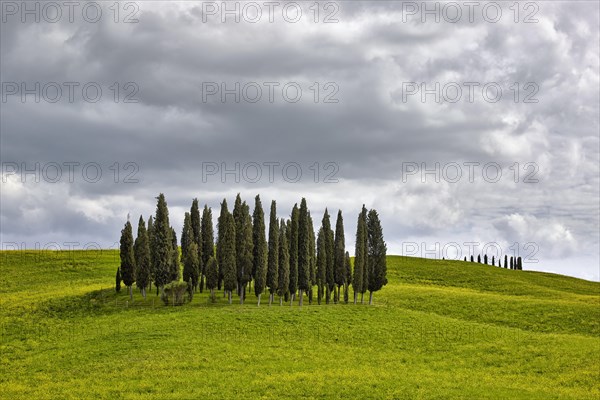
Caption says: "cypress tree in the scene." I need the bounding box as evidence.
[484,254,488,265]
[322,209,335,304]
[492,256,495,266]
[464,256,467,262]
[288,204,299,304]
[344,251,352,303]
[147,215,154,291]
[359,205,369,303]
[115,267,122,292]
[316,227,326,305]
[307,212,316,305]
[504,254,508,269]
[216,199,229,291]
[277,219,290,305]
[517,256,523,270]
[252,195,268,306]
[181,212,193,263]
[217,199,236,302]
[367,209,387,305]
[170,227,180,282]
[191,199,202,290]
[510,256,514,270]
[333,210,346,304]
[233,195,253,304]
[120,219,136,300]
[470,255,474,262]
[200,205,214,292]
[205,256,218,301]
[183,241,200,293]
[134,215,151,299]
[297,198,311,306]
[267,200,279,305]
[353,210,366,304]
[152,194,172,294]
[477,254,481,263]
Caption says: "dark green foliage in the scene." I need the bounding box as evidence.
[344,251,352,303]
[200,205,214,292]
[181,212,193,263]
[517,257,523,270]
[217,199,237,303]
[353,209,366,303]
[504,255,508,269]
[115,267,122,292]
[277,219,290,303]
[492,256,495,266]
[510,257,514,270]
[190,199,202,269]
[288,204,299,301]
[134,216,151,298]
[307,212,316,304]
[464,256,467,261]
[120,220,136,299]
[233,194,253,303]
[367,209,387,304]
[471,255,474,262]
[252,195,268,304]
[360,206,369,301]
[477,254,481,263]
[183,241,200,290]
[297,199,311,305]
[205,256,218,299]
[152,194,172,290]
[161,281,189,306]
[484,254,488,265]
[333,210,346,303]
[316,227,326,305]
[147,215,154,283]
[267,200,279,301]
[322,209,335,303]
[170,228,180,282]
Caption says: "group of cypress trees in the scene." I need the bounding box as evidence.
[117,193,388,306]
[462,254,523,270]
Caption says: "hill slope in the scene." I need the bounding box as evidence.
[1,251,598,399]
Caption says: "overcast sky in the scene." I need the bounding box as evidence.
[1,1,598,280]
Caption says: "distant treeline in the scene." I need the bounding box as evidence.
[459,254,523,270]
[117,194,388,306]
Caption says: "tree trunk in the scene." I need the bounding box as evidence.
[269,293,273,306]
[228,291,232,304]
[353,291,357,304]
[360,292,364,304]
[142,288,146,300]
[240,289,244,305]
[257,293,261,306]
[210,288,214,300]
[299,289,303,307]
[280,295,283,306]
[326,288,330,304]
[129,286,133,301]
[369,291,373,305]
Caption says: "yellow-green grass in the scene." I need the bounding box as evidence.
[1,251,598,399]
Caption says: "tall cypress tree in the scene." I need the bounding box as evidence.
[267,200,279,305]
[344,251,352,303]
[510,256,514,270]
[170,227,180,282]
[288,204,299,304]
[190,199,202,289]
[152,194,172,293]
[477,254,481,263]
[322,209,335,304]
[367,209,387,305]
[517,256,523,270]
[470,255,474,262]
[200,205,214,292]
[181,212,193,263]
[316,227,326,305]
[359,206,369,303]
[222,211,237,304]
[307,212,316,305]
[504,254,508,269]
[277,219,290,305]
[120,219,136,300]
[333,210,346,304]
[484,254,488,265]
[233,195,253,304]
[492,256,495,266]
[147,215,154,291]
[353,209,366,304]
[297,198,310,306]
[216,199,230,291]
[115,267,122,293]
[134,215,151,299]
[252,195,268,306]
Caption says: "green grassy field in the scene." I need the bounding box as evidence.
[1,251,598,399]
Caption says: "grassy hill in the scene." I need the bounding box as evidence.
[1,251,598,399]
